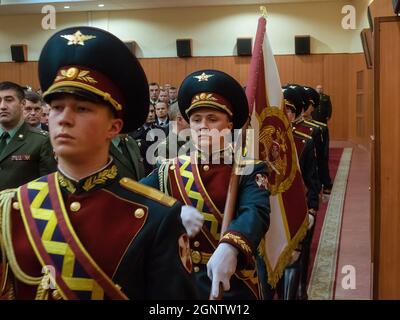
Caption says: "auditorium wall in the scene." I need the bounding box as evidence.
[0,0,369,62]
[0,52,373,148]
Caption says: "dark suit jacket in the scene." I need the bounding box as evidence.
[0,122,57,191]
[110,135,145,181]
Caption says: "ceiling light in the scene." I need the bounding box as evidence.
[98,4,104,7]
[64,6,70,9]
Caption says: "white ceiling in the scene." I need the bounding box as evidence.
[0,0,341,15]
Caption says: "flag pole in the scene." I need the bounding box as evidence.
[210,7,268,301]
[221,9,267,237]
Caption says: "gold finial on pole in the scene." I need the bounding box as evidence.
[260,6,268,18]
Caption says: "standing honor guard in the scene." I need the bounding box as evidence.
[141,70,271,300]
[0,26,197,300]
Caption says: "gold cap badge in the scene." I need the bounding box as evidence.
[61,30,96,46]
[194,72,214,82]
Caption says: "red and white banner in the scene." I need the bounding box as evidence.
[245,16,308,287]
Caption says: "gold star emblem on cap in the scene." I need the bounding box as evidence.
[194,72,214,82]
[61,30,96,46]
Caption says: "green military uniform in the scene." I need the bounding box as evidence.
[0,26,197,300]
[0,122,57,191]
[110,134,145,180]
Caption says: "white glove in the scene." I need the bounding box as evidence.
[207,243,238,299]
[180,205,204,238]
[308,213,315,230]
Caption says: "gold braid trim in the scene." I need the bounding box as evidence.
[220,232,252,255]
[260,214,309,288]
[0,189,43,290]
[58,174,76,194]
[82,165,118,192]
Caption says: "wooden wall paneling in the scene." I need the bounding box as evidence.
[139,58,160,84]
[235,56,251,86]
[158,57,186,88]
[374,17,400,299]
[185,57,214,75]
[293,54,323,87]
[348,54,364,144]
[275,54,294,86]
[19,62,39,90]
[212,56,241,84]
[322,54,349,140]
[0,62,20,83]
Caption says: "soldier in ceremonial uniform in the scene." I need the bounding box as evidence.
[302,86,332,194]
[141,70,271,300]
[282,87,320,299]
[0,27,197,300]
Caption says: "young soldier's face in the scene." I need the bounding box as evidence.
[23,100,43,127]
[0,89,24,130]
[49,94,122,161]
[189,108,233,153]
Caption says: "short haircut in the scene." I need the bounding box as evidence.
[149,82,159,88]
[24,90,44,104]
[169,86,177,91]
[168,102,180,121]
[0,81,25,101]
[155,101,168,108]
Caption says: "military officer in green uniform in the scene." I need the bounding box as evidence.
[141,69,271,300]
[0,81,57,191]
[0,26,197,300]
[111,134,145,180]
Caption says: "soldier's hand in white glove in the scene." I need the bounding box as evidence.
[180,205,204,238]
[207,243,238,299]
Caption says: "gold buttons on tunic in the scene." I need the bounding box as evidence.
[203,165,210,172]
[193,241,200,248]
[134,208,145,219]
[191,250,201,264]
[194,266,200,273]
[12,202,20,210]
[70,202,81,212]
[52,289,62,300]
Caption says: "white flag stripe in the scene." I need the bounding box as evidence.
[263,32,283,109]
[265,194,289,268]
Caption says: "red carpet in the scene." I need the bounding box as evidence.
[307,148,344,281]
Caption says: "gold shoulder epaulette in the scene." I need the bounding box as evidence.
[304,119,320,128]
[310,119,327,127]
[119,177,176,207]
[293,130,312,140]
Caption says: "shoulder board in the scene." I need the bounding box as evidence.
[119,177,176,207]
[293,130,312,140]
[303,120,321,128]
[28,127,49,136]
[310,119,327,127]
